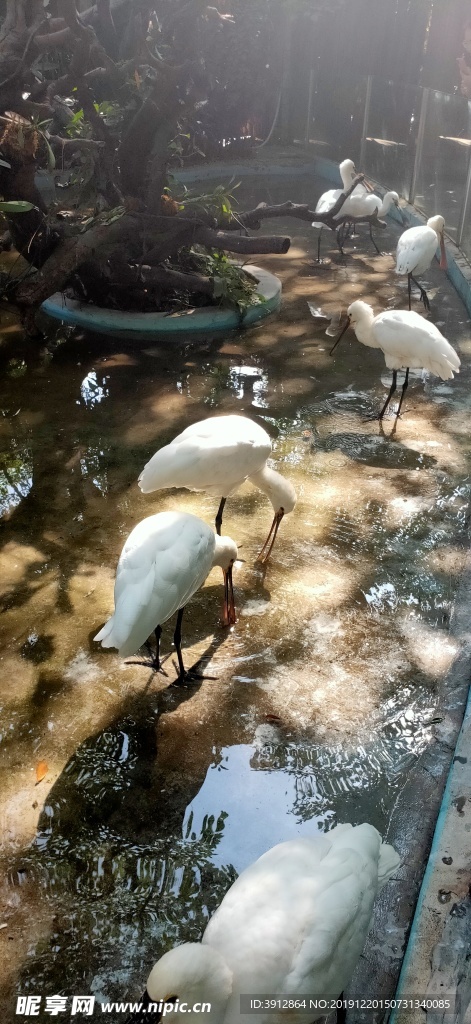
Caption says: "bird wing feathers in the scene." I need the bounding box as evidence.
[395,226,437,274]
[312,189,341,229]
[203,825,399,1000]
[374,311,460,378]
[139,416,271,498]
[94,512,215,657]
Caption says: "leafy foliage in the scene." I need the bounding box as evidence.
[186,249,262,313]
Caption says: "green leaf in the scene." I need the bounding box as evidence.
[0,201,36,213]
[44,138,56,171]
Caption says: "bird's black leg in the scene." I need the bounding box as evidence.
[369,222,381,255]
[395,367,409,419]
[215,496,226,536]
[153,625,162,669]
[379,369,398,419]
[129,624,167,673]
[336,225,345,256]
[336,992,347,1024]
[317,232,321,262]
[407,273,412,310]
[171,608,211,686]
[410,273,430,311]
[173,607,186,682]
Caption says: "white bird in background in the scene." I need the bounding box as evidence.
[138,415,297,564]
[395,214,448,311]
[330,299,460,421]
[311,158,367,261]
[335,190,402,255]
[134,824,400,1024]
[94,511,237,681]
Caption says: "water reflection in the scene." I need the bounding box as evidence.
[79,446,109,495]
[0,441,33,516]
[80,372,110,409]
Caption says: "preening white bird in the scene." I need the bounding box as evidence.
[395,214,448,311]
[311,158,367,261]
[335,190,402,255]
[94,511,238,681]
[138,415,297,564]
[331,299,460,420]
[134,824,400,1024]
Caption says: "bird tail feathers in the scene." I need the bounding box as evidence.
[429,354,460,380]
[94,617,116,647]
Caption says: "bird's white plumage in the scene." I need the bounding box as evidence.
[94,511,222,658]
[395,215,444,276]
[311,158,361,231]
[139,415,272,499]
[146,823,400,1024]
[347,301,460,379]
[335,190,399,221]
[138,414,296,530]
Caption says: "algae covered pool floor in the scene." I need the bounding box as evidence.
[1,174,471,1020]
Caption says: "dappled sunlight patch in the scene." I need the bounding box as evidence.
[63,650,104,686]
[398,616,460,677]
[423,544,468,575]
[0,542,47,592]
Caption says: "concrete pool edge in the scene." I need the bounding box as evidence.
[388,680,471,1024]
[347,547,471,1023]
[41,265,282,337]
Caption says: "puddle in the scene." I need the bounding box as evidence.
[0,173,470,1013]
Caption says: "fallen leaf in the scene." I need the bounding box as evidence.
[35,761,48,784]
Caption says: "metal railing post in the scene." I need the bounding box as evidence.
[359,75,373,169]
[457,147,471,247]
[409,87,429,204]
[305,69,315,146]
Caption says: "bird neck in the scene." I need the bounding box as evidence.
[213,535,238,569]
[379,194,393,215]
[249,465,296,513]
[352,311,378,349]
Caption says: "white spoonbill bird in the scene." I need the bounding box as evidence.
[330,300,460,420]
[311,158,367,261]
[395,214,447,311]
[138,415,296,564]
[94,511,238,681]
[335,190,402,255]
[133,824,400,1024]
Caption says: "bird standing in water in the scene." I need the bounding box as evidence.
[138,415,296,564]
[94,511,237,681]
[395,214,447,310]
[311,158,367,261]
[131,823,400,1024]
[335,190,402,254]
[330,300,460,421]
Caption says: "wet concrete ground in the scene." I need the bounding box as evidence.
[0,174,470,1021]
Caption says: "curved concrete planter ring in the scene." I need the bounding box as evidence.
[41,265,282,338]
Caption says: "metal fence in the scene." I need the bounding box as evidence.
[301,72,471,262]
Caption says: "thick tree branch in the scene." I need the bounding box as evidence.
[14,215,141,307]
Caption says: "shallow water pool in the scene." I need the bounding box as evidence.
[0,174,470,1020]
